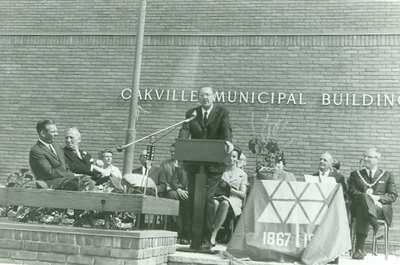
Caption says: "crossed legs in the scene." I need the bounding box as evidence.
[210,199,230,245]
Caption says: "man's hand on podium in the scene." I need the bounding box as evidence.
[225,141,234,153]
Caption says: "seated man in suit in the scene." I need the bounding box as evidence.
[310,152,348,264]
[311,152,347,193]
[348,148,398,260]
[63,127,107,185]
[158,143,191,244]
[131,149,161,196]
[29,119,93,191]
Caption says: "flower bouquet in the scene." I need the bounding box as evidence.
[248,113,292,180]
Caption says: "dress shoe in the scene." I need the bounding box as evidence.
[328,257,339,264]
[179,238,190,245]
[201,239,214,250]
[352,249,365,260]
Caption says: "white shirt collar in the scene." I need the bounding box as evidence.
[319,169,330,179]
[39,139,52,149]
[202,106,213,117]
[142,165,151,176]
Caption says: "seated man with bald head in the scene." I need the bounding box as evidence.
[63,127,107,185]
[130,149,161,196]
[311,152,347,192]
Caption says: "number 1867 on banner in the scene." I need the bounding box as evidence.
[263,232,314,248]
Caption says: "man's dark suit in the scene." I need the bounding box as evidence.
[348,168,397,237]
[29,141,75,189]
[179,105,232,141]
[158,159,189,194]
[63,147,96,177]
[178,104,232,245]
[158,159,191,240]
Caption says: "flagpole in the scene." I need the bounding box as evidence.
[122,0,147,176]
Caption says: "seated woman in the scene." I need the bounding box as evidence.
[94,148,123,186]
[99,148,122,180]
[210,148,248,246]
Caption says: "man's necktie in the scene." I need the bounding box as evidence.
[49,144,57,156]
[369,170,372,180]
[203,111,208,125]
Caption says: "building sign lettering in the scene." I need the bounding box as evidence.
[121,88,400,107]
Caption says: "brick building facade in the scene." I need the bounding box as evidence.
[1,0,399,219]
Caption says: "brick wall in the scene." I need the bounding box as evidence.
[0,0,399,217]
[0,221,176,264]
[0,0,400,34]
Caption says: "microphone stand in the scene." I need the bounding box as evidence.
[116,115,196,152]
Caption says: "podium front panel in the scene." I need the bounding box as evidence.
[175,139,226,163]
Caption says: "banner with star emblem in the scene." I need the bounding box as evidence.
[226,180,351,265]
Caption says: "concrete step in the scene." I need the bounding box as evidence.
[168,245,400,265]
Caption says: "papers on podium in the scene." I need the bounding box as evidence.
[304,174,336,184]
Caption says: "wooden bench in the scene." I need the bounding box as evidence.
[0,187,179,229]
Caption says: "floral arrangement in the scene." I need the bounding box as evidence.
[248,113,292,178]
[1,168,137,230]
[5,168,36,189]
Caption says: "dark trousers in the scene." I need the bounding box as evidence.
[354,194,385,250]
[163,189,191,239]
[354,194,385,236]
[187,167,222,243]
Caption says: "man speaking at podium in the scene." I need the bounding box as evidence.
[178,86,233,249]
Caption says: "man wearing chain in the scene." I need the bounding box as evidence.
[348,148,397,260]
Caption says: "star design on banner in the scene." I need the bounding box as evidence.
[257,181,336,225]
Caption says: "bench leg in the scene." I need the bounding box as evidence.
[350,220,356,256]
[384,223,389,260]
[372,232,377,256]
[163,215,168,230]
[135,214,141,230]
[104,212,111,229]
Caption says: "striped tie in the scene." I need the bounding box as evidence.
[203,111,208,125]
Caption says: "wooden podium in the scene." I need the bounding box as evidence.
[175,139,226,250]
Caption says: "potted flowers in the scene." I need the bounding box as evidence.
[248,114,292,180]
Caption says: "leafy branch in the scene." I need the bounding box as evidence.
[248,114,292,174]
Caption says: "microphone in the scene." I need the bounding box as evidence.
[116,145,124,152]
[116,112,198,152]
